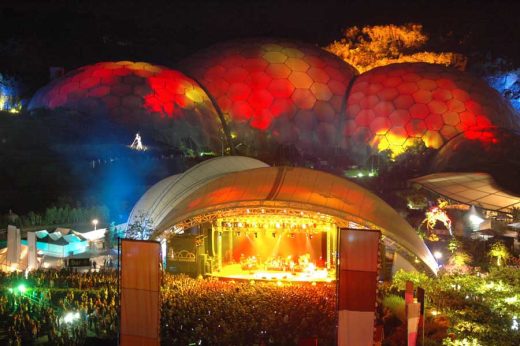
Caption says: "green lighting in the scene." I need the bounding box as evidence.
[17,284,27,294]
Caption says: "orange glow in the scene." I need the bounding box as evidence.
[345,63,510,156]
[181,39,356,153]
[211,213,336,282]
[325,24,466,73]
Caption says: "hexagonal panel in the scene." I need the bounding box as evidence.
[344,63,519,157]
[179,38,357,156]
[28,61,222,154]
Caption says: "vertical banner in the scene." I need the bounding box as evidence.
[417,287,426,346]
[7,225,21,264]
[405,281,414,304]
[120,239,161,346]
[407,302,421,346]
[337,229,381,346]
[27,232,38,270]
[416,287,425,317]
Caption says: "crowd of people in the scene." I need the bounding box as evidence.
[0,269,341,345]
[161,275,337,345]
[0,269,118,345]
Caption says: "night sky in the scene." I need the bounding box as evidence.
[1,0,520,95]
[1,0,520,214]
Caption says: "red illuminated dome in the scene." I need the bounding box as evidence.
[344,63,519,156]
[180,39,358,156]
[28,61,222,152]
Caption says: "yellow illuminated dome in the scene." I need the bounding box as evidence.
[344,63,519,157]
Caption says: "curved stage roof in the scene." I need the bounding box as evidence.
[128,156,269,229]
[131,157,438,274]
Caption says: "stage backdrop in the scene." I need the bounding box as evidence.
[337,228,381,346]
[120,239,161,346]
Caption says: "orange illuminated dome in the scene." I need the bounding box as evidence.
[345,63,519,157]
[28,61,222,153]
[181,39,358,156]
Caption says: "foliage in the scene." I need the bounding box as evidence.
[325,24,466,73]
[488,241,510,267]
[1,204,110,230]
[125,212,154,240]
[383,294,405,322]
[391,269,432,292]
[511,207,520,223]
[104,222,124,249]
[443,251,473,275]
[448,239,462,254]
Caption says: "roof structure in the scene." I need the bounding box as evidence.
[128,156,269,229]
[28,61,222,152]
[345,63,519,156]
[411,172,520,213]
[132,157,437,273]
[180,39,357,157]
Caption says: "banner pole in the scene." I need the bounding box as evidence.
[117,237,121,346]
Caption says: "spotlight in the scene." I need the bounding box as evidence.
[433,251,443,260]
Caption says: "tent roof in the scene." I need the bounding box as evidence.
[128,156,268,229]
[410,172,520,213]
[151,164,437,274]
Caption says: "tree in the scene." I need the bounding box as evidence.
[125,212,154,240]
[325,24,466,73]
[448,239,462,254]
[488,241,510,267]
[444,251,473,275]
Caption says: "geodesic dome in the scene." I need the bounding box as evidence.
[344,63,520,156]
[431,127,520,194]
[180,39,358,156]
[28,61,222,153]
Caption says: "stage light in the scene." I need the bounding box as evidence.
[92,219,98,230]
[63,311,80,324]
[17,284,27,294]
[434,251,443,260]
[275,223,281,229]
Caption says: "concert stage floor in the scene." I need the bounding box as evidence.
[209,264,335,283]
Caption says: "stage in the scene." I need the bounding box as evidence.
[209,263,335,283]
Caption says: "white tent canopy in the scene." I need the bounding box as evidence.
[128,156,268,229]
[411,172,520,213]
